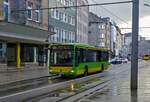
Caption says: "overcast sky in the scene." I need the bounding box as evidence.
[88,0,150,38]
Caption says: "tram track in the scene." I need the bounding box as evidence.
[25,61,150,102]
[54,66,130,102]
[59,61,150,102]
[0,61,149,102]
[23,64,131,102]
[0,71,107,102]
[0,75,61,97]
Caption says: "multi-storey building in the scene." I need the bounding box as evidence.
[115,26,122,56]
[138,40,150,58]
[76,0,89,44]
[48,0,76,43]
[121,32,132,58]
[0,0,50,75]
[48,0,89,44]
[0,0,90,82]
[99,17,111,50]
[0,0,4,20]
[88,12,101,47]
[88,12,111,49]
[110,22,117,56]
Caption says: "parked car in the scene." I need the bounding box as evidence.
[109,58,122,64]
[120,58,128,63]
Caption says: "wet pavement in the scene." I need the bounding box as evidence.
[1,61,150,102]
[0,69,49,85]
[24,61,150,102]
[79,61,150,102]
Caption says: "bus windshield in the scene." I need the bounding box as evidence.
[144,55,149,57]
[50,45,73,66]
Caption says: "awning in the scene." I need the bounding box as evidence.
[0,22,53,44]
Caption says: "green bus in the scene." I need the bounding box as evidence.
[49,43,109,77]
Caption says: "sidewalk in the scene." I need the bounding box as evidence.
[0,68,49,85]
[83,62,150,102]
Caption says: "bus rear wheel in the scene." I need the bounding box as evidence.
[84,67,88,76]
[101,64,104,71]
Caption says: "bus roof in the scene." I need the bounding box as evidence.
[50,43,108,51]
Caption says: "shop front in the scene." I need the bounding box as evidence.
[0,22,49,72]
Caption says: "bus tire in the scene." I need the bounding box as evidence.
[84,66,88,76]
[101,64,104,71]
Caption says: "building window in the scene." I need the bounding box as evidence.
[101,25,105,29]
[24,46,34,62]
[49,27,55,41]
[58,29,61,42]
[61,29,64,42]
[54,28,59,42]
[34,5,40,22]
[56,10,59,19]
[63,0,66,5]
[99,42,105,47]
[27,2,33,20]
[0,42,6,60]
[0,43,2,49]
[59,12,63,21]
[3,0,9,21]
[71,17,75,25]
[0,51,2,57]
[100,33,105,38]
[0,43,2,57]
[50,9,55,18]
[60,0,64,4]
[35,10,40,22]
[63,30,65,42]
[68,0,71,6]
[68,16,71,24]
[64,13,67,23]
[69,32,71,42]
[72,1,75,6]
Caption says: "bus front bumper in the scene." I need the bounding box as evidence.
[49,70,76,77]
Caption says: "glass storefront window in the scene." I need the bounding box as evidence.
[24,46,34,62]
[0,43,2,49]
[0,51,2,57]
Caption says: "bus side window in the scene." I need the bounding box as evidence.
[83,50,86,62]
[97,51,101,61]
[100,51,108,61]
[76,48,83,65]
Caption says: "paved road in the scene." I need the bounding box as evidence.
[2,61,149,102]
[33,61,150,102]
[78,61,150,102]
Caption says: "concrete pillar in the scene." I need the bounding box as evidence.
[131,0,139,90]
[34,47,37,63]
[16,42,21,69]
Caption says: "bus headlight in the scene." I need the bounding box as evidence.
[71,70,74,73]
[49,70,53,72]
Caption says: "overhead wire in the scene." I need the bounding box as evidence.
[92,0,130,25]
[91,0,133,33]
[11,1,133,12]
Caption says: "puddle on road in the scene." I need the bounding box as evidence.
[82,77,132,102]
[24,77,102,102]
